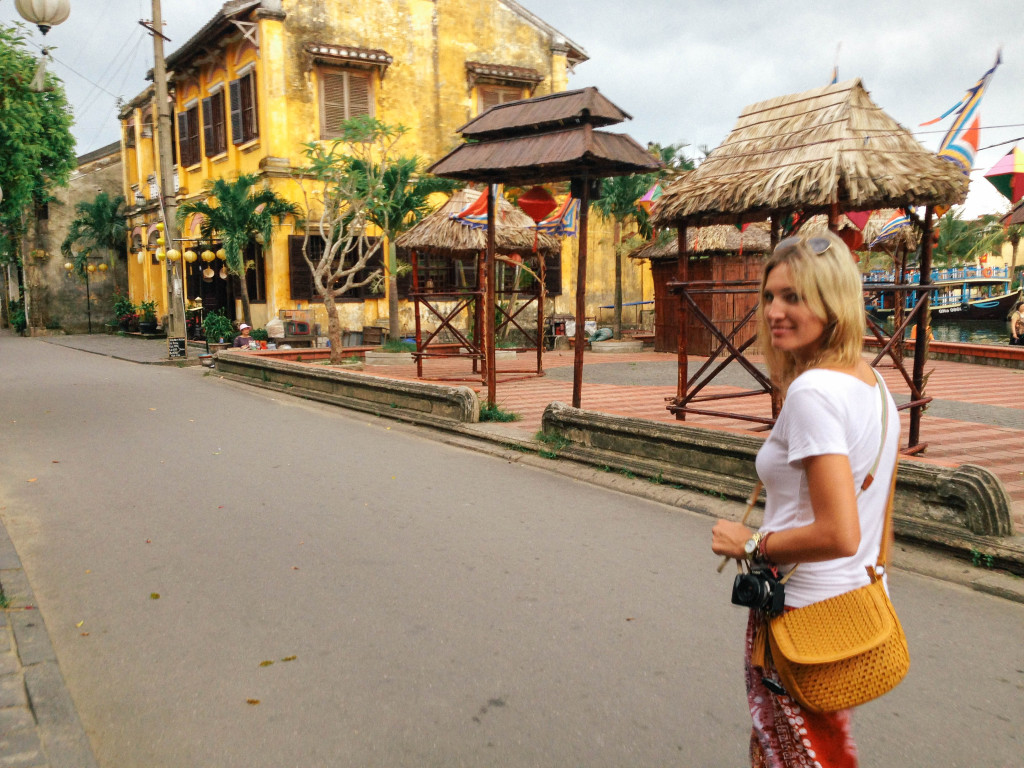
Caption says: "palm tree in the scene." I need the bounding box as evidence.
[354,156,458,340]
[591,143,693,338]
[177,174,298,325]
[61,192,127,285]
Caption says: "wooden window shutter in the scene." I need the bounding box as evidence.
[187,107,201,166]
[289,235,325,302]
[212,91,227,155]
[229,80,244,145]
[242,72,258,141]
[480,87,503,113]
[348,71,371,117]
[320,70,347,139]
[202,96,214,157]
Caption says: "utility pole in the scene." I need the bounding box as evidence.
[148,0,185,339]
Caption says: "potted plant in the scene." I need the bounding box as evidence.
[138,300,158,334]
[250,327,270,349]
[113,292,138,332]
[203,309,235,352]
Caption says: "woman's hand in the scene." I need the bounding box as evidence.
[712,519,752,560]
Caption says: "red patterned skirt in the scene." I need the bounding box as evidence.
[744,611,859,768]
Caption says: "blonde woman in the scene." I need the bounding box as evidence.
[711,232,900,768]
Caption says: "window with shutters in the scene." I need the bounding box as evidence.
[318,68,373,140]
[288,235,383,302]
[202,89,228,157]
[477,85,523,115]
[177,105,201,168]
[229,71,259,145]
[124,118,136,148]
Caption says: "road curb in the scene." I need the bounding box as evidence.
[0,523,98,768]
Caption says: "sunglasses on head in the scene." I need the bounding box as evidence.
[775,235,832,257]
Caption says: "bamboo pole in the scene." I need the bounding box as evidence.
[675,223,688,420]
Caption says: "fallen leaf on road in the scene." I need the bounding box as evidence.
[27,478,36,483]
[80,632,89,637]
[150,593,160,600]
[282,656,297,662]
[292,566,299,570]
[246,699,260,706]
[146,539,152,543]
[259,660,274,667]
[52,460,59,464]
[76,621,84,627]
[149,408,157,411]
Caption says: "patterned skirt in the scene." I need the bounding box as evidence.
[745,611,859,768]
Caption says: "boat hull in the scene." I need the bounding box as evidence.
[931,289,1022,321]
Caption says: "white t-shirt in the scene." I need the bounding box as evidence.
[754,368,899,608]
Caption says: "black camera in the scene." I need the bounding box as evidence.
[731,569,786,616]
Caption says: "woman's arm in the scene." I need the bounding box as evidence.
[711,454,861,564]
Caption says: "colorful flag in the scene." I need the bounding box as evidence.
[934,52,1001,174]
[869,211,911,249]
[534,197,580,237]
[451,186,501,230]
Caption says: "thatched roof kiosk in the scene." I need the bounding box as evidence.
[629,225,771,353]
[395,188,560,256]
[429,87,660,408]
[395,188,562,381]
[650,79,968,445]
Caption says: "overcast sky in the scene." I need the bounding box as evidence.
[2,0,1021,217]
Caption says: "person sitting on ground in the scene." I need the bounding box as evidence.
[1010,301,1024,346]
[233,323,257,349]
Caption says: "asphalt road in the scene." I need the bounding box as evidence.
[1,337,1022,767]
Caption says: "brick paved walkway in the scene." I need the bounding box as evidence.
[359,350,1024,532]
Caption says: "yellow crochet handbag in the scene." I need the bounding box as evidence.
[768,461,910,713]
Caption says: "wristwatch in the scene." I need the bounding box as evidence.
[744,532,764,563]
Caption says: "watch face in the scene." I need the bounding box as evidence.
[744,537,757,555]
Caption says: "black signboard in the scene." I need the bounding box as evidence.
[168,337,187,359]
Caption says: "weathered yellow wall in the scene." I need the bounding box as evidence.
[118,1,648,337]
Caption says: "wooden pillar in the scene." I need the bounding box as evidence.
[474,251,484,375]
[485,184,497,407]
[571,175,591,409]
[411,249,423,378]
[769,213,782,417]
[675,223,688,420]
[909,205,934,449]
[537,254,546,375]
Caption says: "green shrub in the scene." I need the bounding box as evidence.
[9,300,26,333]
[203,309,235,343]
[381,338,416,352]
[480,403,520,422]
[250,327,269,342]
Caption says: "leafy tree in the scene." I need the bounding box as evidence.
[177,174,299,325]
[0,22,75,322]
[353,156,458,340]
[61,192,127,283]
[298,117,428,362]
[591,142,693,338]
[932,211,972,267]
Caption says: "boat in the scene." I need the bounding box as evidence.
[863,265,1021,323]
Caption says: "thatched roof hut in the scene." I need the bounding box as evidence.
[629,223,772,261]
[652,79,968,227]
[395,188,560,256]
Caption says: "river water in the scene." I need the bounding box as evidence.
[883,319,1011,345]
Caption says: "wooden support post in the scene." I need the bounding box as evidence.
[675,223,688,420]
[537,255,546,375]
[474,252,484,375]
[769,213,782,417]
[411,249,423,378]
[571,175,590,409]
[485,184,497,407]
[909,205,934,449]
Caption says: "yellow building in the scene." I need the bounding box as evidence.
[119,0,652,337]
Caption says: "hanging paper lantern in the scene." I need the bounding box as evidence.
[216,248,227,261]
[155,248,166,262]
[155,221,164,232]
[98,263,108,272]
[156,236,166,246]
[15,0,70,35]
[218,266,228,279]
[201,249,216,262]
[87,263,96,273]
[166,248,181,262]
[137,251,146,264]
[63,261,73,271]
[202,267,215,281]
[517,185,558,223]
[183,249,197,263]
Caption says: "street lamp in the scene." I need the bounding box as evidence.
[64,251,105,334]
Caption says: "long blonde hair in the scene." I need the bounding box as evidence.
[757,231,865,391]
